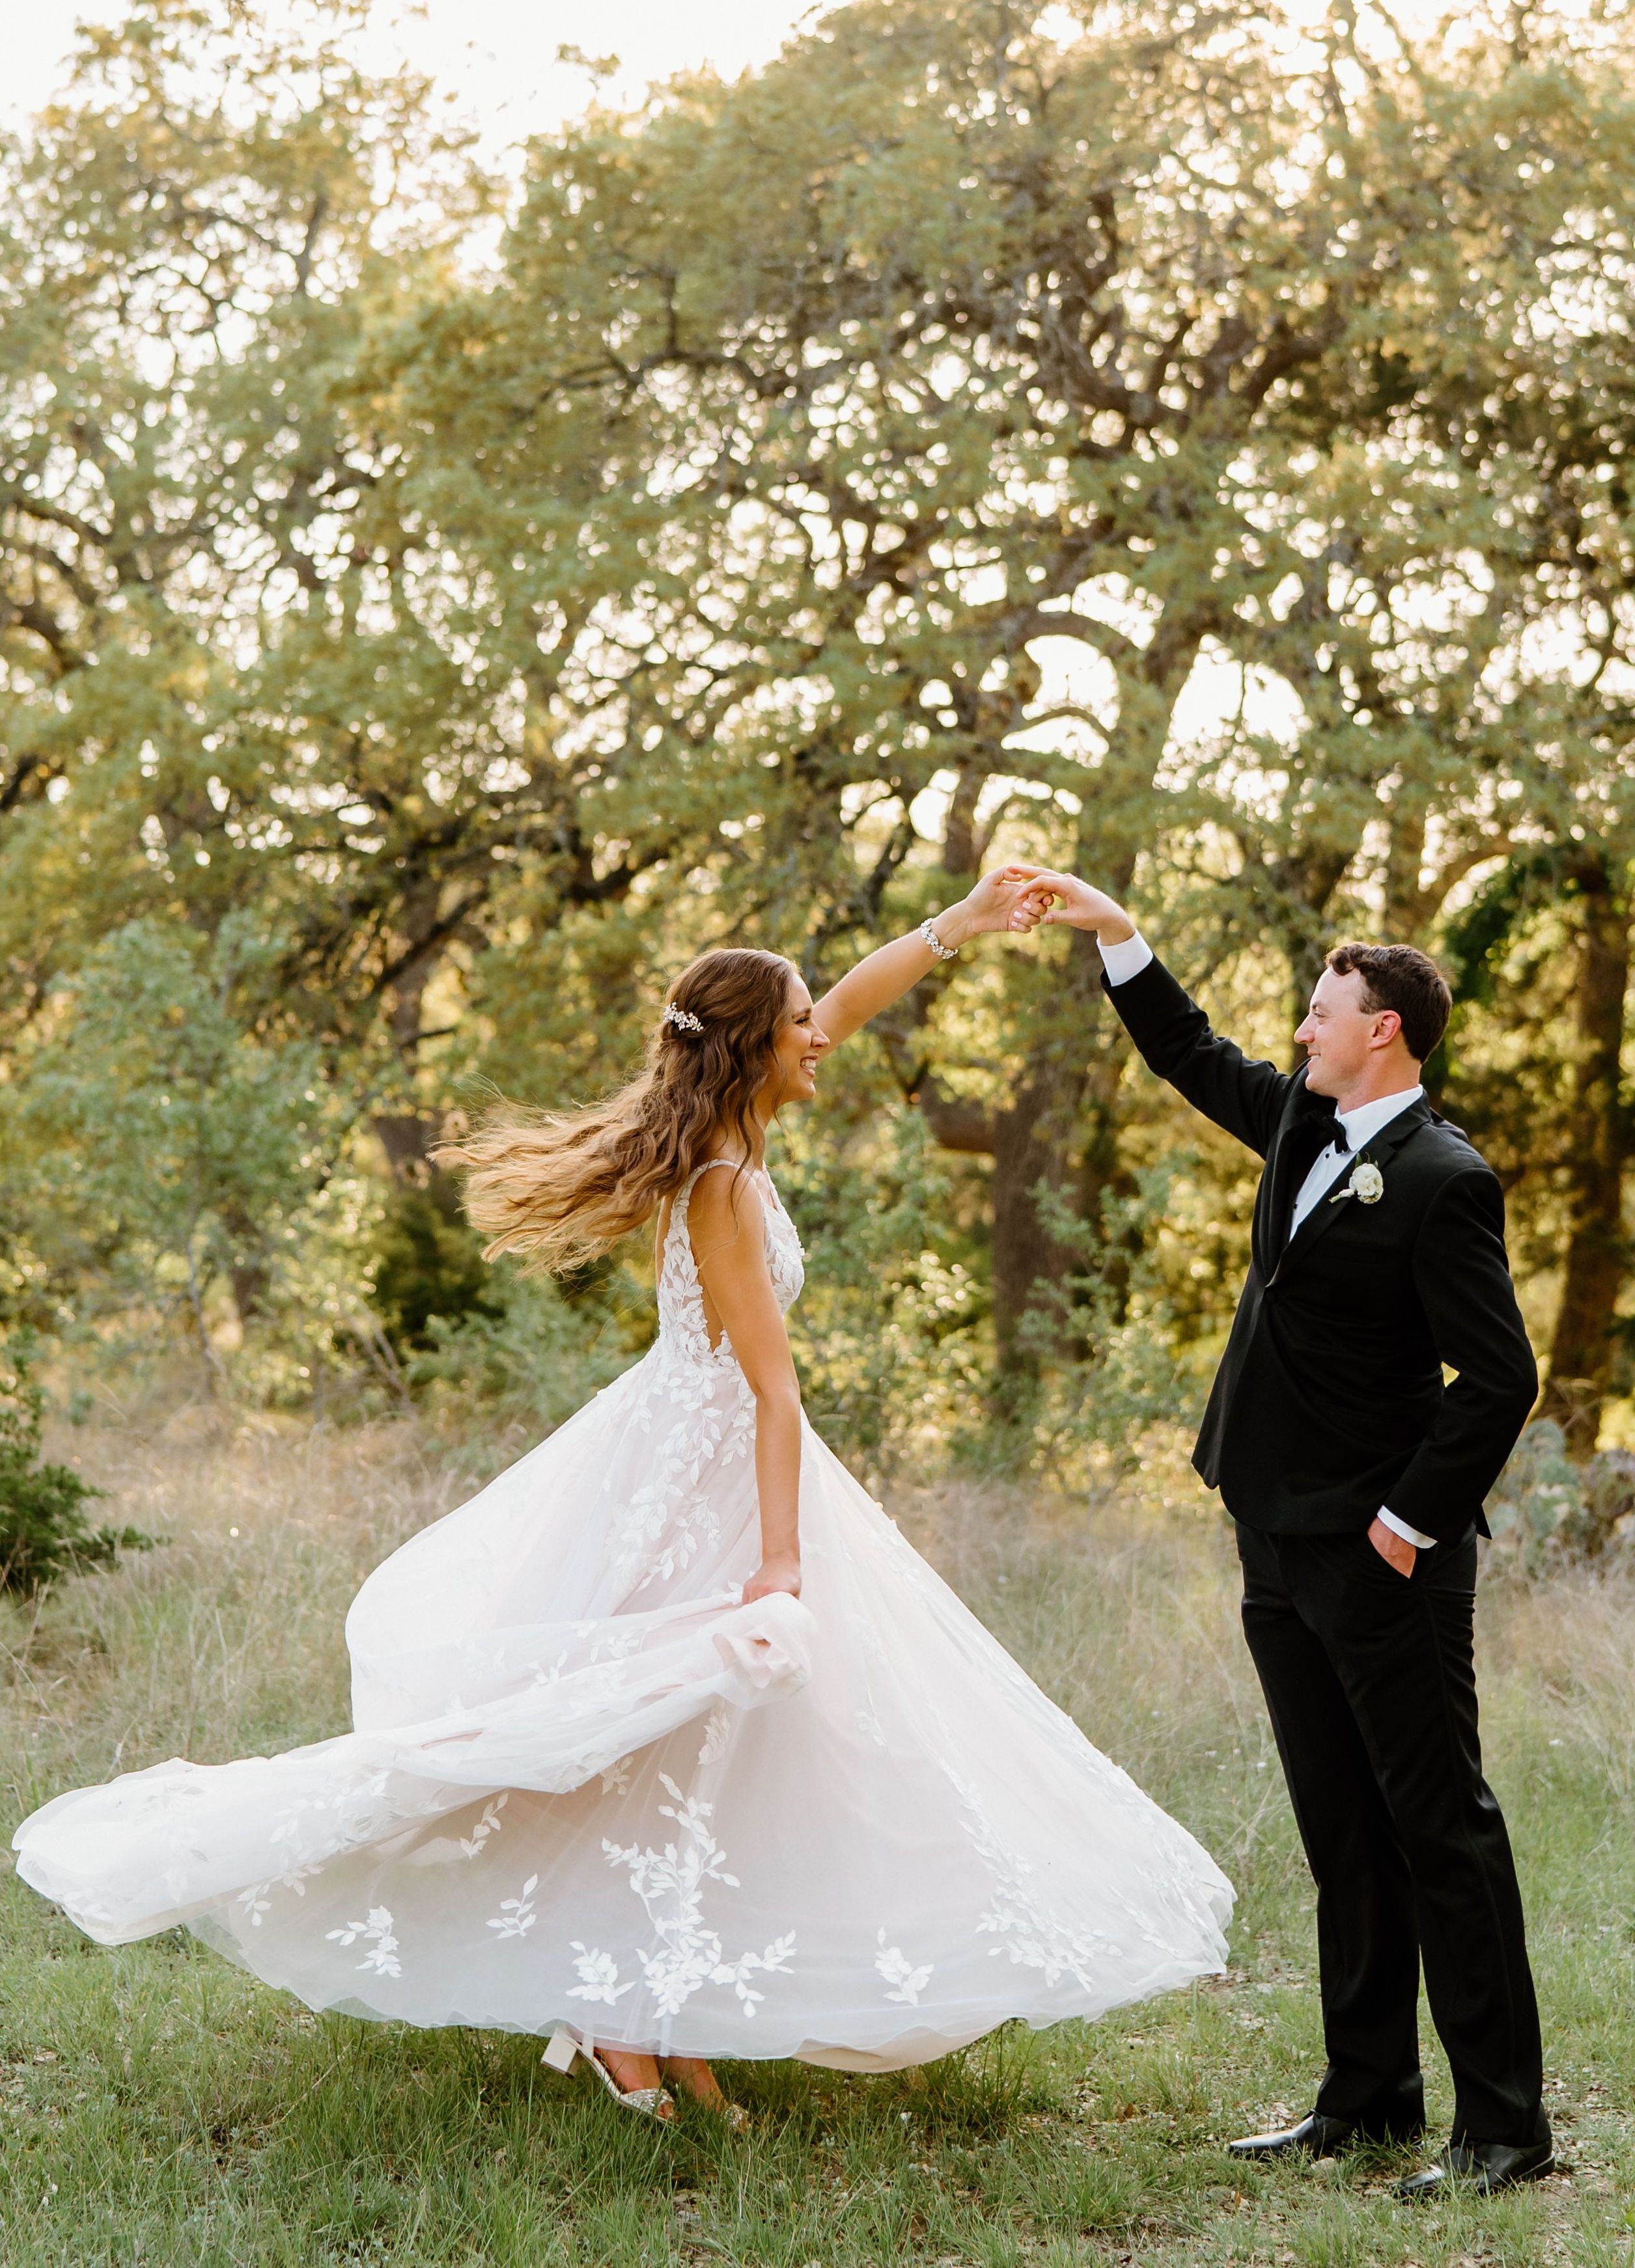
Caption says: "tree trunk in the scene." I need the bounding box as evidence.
[371,884,450,1183]
[1539,855,1631,1456]
[229,1257,271,1326]
[373,1109,439,1182]
[895,917,1126,1410]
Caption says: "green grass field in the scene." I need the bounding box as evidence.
[3,1417,1633,2265]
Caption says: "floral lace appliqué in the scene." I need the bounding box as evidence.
[460,1793,507,1858]
[486,1874,539,1939]
[326,1905,402,1978]
[946,1768,1118,1989]
[602,1163,804,1592]
[876,1929,934,2006]
[595,1773,796,2018]
[567,1943,633,2005]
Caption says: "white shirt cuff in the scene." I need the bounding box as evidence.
[1098,930,1154,986]
[1378,1506,1436,1551]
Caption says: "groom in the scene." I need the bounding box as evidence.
[1013,870,1552,2198]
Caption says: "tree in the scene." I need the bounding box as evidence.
[5,0,1635,1452]
[385,0,1635,1394]
[5,917,335,1384]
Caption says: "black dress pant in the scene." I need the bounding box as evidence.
[1236,1521,1548,2148]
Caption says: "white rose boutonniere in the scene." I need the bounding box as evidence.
[1331,1160,1385,1206]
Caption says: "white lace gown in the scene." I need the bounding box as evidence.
[12,1164,1233,2069]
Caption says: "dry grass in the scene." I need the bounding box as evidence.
[4,1414,471,1808]
[2,1416,1634,2265]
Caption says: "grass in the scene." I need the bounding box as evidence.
[3,1413,1634,2264]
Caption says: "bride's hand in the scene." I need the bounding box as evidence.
[999,865,1136,941]
[942,867,1040,941]
[742,1554,802,1603]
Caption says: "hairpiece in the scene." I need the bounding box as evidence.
[662,1003,704,1036]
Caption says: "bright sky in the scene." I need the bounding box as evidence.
[0,0,824,148]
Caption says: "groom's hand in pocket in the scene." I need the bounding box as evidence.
[1367,1515,1416,1579]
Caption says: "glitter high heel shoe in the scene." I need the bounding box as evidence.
[543,2026,674,2122]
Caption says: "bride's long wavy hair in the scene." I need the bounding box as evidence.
[437,947,798,1272]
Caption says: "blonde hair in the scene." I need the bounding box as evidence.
[437,948,797,1272]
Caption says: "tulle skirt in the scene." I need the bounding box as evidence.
[14,1342,1233,2067]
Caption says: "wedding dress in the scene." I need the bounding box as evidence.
[12,1163,1233,2069]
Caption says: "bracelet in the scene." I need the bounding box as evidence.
[919,917,959,962]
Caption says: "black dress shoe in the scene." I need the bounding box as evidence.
[1396,2137,1556,2198]
[1227,2112,1360,2161]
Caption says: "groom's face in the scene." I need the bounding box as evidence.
[1295,967,1380,1097]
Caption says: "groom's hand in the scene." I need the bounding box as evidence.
[1367,1515,1416,1579]
[1000,865,1138,943]
[946,866,1041,939]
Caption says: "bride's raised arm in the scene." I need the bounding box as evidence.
[809,868,1031,1047]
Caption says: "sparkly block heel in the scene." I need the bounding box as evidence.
[544,2026,674,2121]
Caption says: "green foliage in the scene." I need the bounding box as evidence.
[781,1107,993,1479]
[1024,1159,1209,1476]
[0,1336,154,1596]
[3,916,340,1382]
[368,1181,497,1355]
[2,0,1635,1451]
[1442,852,1567,1011]
[410,1263,654,1445]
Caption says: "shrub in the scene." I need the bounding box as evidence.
[368,1178,501,1355]
[410,1260,652,1447]
[1485,1419,1635,1573]
[0,1336,158,1596]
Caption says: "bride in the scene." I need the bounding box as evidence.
[13,874,1232,2121]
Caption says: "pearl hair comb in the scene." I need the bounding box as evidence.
[662,1003,704,1035]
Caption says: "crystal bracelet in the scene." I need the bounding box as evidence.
[919,918,958,962]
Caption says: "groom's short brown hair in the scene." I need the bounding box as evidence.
[1325,943,1452,1064]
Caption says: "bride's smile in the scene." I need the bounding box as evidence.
[763,982,831,1111]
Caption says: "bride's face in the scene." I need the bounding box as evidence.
[762,975,831,1111]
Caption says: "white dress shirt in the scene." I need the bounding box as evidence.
[1289,1086,1423,1235]
[1100,929,1436,1553]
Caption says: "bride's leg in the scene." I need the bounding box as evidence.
[660,2057,729,2109]
[600,2047,668,2098]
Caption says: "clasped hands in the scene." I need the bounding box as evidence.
[991,864,1136,942]
[939,864,1139,945]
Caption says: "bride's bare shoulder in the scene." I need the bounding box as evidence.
[686,1157,765,1248]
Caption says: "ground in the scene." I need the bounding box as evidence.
[2,1417,1632,2265]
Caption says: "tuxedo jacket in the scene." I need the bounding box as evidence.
[1106,954,1538,1545]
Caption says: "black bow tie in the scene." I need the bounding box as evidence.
[1298,1111,1349,1159]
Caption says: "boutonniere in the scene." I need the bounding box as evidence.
[1330,1160,1385,1206]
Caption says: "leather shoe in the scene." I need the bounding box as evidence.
[1396,2137,1556,2198]
[1227,2112,1362,2161]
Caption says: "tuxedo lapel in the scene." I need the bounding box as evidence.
[1268,1096,1435,1284]
[1261,1081,1341,1272]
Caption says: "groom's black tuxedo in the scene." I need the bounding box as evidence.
[1105,950,1549,2155]
[1108,953,1537,1543]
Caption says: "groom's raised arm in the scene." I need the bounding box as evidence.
[1007,870,1298,1161]
[1106,952,1300,1161]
